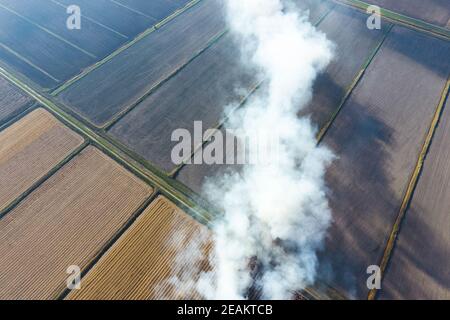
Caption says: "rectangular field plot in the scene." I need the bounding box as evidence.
[176,128,243,195]
[292,0,334,24]
[57,0,226,126]
[317,26,450,299]
[68,196,211,300]
[54,0,156,38]
[113,0,189,21]
[0,146,152,299]
[109,33,258,173]
[365,0,450,28]
[0,0,125,59]
[300,5,391,132]
[0,75,32,124]
[0,108,83,213]
[380,96,450,300]
[0,5,94,89]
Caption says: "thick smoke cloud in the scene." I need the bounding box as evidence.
[194,0,335,300]
[165,0,335,300]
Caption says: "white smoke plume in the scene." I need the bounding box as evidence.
[195,0,335,300]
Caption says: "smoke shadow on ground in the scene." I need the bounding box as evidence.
[299,71,347,130]
[315,97,399,299]
[379,203,450,299]
[383,26,450,79]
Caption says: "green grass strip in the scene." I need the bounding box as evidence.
[335,0,450,40]
[50,0,203,96]
[0,65,213,225]
[57,189,161,300]
[102,29,228,130]
[0,142,89,220]
[317,23,393,144]
[368,78,450,300]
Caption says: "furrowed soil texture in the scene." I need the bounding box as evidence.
[317,26,450,298]
[0,108,83,212]
[57,0,226,126]
[55,0,156,38]
[380,94,450,300]
[0,75,32,123]
[0,146,152,299]
[109,33,257,173]
[365,0,450,28]
[68,196,211,300]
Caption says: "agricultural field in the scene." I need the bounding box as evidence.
[0,146,152,299]
[0,0,125,59]
[363,0,450,28]
[292,0,335,24]
[55,0,156,38]
[112,0,191,20]
[0,5,94,89]
[68,196,211,300]
[380,96,450,300]
[56,0,226,127]
[176,4,391,194]
[109,33,258,173]
[300,4,391,132]
[0,75,33,124]
[0,108,83,213]
[0,0,196,89]
[0,0,449,302]
[176,128,243,194]
[318,26,450,298]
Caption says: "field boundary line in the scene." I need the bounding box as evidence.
[334,0,450,41]
[167,5,351,301]
[108,0,155,19]
[317,23,393,143]
[0,42,60,82]
[0,101,38,132]
[170,3,336,177]
[50,0,203,96]
[0,3,97,59]
[58,190,160,300]
[0,65,213,226]
[103,29,228,130]
[368,78,450,300]
[0,142,89,221]
[49,0,129,39]
[170,80,263,178]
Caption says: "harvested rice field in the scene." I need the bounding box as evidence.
[301,4,391,131]
[56,0,225,126]
[292,0,335,24]
[0,75,32,124]
[109,32,258,173]
[176,128,243,195]
[0,0,125,59]
[0,146,152,299]
[380,96,450,300]
[0,5,94,89]
[112,0,190,21]
[364,0,450,28]
[318,26,450,298]
[68,196,211,300]
[54,0,156,38]
[0,0,449,302]
[0,108,83,213]
[0,0,194,89]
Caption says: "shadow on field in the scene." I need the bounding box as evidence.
[384,26,450,79]
[315,97,399,299]
[379,203,450,299]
